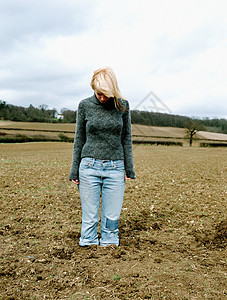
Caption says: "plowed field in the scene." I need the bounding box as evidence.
[0,143,226,299]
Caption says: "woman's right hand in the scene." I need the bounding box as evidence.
[72,179,79,185]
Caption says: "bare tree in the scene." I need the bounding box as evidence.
[184,119,203,146]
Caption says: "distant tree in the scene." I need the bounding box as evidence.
[51,108,57,119]
[184,119,204,146]
[26,104,38,121]
[39,104,48,111]
[60,108,68,114]
[0,100,7,119]
[0,100,6,108]
[62,109,76,123]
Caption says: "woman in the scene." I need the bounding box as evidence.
[69,67,136,247]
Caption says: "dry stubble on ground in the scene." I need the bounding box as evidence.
[0,143,226,299]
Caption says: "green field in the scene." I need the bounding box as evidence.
[1,142,226,299]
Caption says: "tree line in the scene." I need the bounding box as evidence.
[0,101,76,123]
[131,111,227,133]
[0,100,227,134]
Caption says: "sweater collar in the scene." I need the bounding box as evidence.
[93,93,115,110]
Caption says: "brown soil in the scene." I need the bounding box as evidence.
[0,143,226,299]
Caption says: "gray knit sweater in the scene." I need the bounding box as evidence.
[69,94,136,180]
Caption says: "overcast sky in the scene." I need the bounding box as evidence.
[0,0,226,118]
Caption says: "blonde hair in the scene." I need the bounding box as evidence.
[90,67,127,112]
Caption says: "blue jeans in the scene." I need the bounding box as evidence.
[78,157,125,246]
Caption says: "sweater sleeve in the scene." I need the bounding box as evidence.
[122,101,136,179]
[69,101,86,180]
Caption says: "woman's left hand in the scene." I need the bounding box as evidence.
[125,176,132,180]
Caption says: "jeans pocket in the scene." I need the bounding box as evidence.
[79,158,94,170]
[113,160,125,172]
